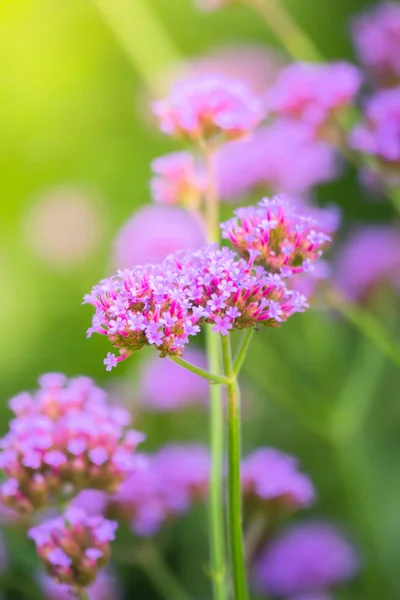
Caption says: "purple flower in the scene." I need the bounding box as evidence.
[242,448,315,510]
[334,225,400,301]
[139,348,208,412]
[265,62,362,133]
[216,120,338,200]
[254,521,359,597]
[104,353,118,372]
[153,75,264,142]
[29,509,118,590]
[112,205,206,269]
[212,315,233,335]
[351,2,400,86]
[0,375,144,512]
[349,87,400,165]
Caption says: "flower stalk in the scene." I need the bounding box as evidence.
[221,333,249,600]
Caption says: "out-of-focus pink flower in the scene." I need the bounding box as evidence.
[186,44,284,95]
[351,2,400,87]
[108,444,210,536]
[150,152,205,208]
[241,448,315,510]
[0,375,144,512]
[349,87,400,166]
[254,521,359,597]
[29,508,117,590]
[112,205,206,269]
[139,348,208,411]
[334,225,400,301]
[153,75,264,142]
[195,0,235,9]
[266,62,362,133]
[22,187,104,269]
[216,120,338,200]
[41,570,119,600]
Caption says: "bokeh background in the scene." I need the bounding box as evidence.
[1,0,399,598]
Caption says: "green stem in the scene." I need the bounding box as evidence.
[91,0,181,94]
[170,356,229,385]
[233,329,255,376]
[329,290,400,369]
[133,542,191,600]
[201,140,228,600]
[206,326,228,600]
[248,0,323,62]
[76,590,90,600]
[221,334,249,600]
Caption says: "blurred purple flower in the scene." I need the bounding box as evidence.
[334,225,400,301]
[351,2,400,86]
[41,570,119,600]
[112,205,206,269]
[254,521,359,597]
[139,348,208,411]
[150,152,205,208]
[216,121,338,200]
[349,87,400,165]
[153,75,264,142]
[242,448,315,510]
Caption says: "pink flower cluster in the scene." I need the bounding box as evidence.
[85,239,310,369]
[28,507,117,590]
[241,448,315,510]
[216,120,338,199]
[349,86,400,166]
[153,75,264,142]
[108,444,210,536]
[352,2,400,86]
[265,62,362,132]
[0,374,144,512]
[221,196,331,276]
[150,152,205,208]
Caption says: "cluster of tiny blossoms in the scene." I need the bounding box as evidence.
[85,236,312,369]
[0,374,144,512]
[28,507,117,591]
[221,196,331,276]
[150,151,205,209]
[153,75,264,142]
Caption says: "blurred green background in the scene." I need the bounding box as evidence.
[1,0,399,598]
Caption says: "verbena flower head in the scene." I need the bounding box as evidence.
[349,87,400,167]
[221,196,332,275]
[351,2,400,86]
[41,569,118,600]
[254,521,359,597]
[108,444,209,536]
[241,448,315,511]
[153,75,264,142]
[266,62,361,132]
[150,152,205,208]
[334,225,400,301]
[112,205,206,269]
[288,594,333,600]
[139,348,208,411]
[29,507,117,590]
[85,241,309,369]
[0,375,144,512]
[216,121,338,200]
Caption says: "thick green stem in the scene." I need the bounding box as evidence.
[233,329,255,376]
[170,355,229,385]
[221,334,249,600]
[248,0,323,62]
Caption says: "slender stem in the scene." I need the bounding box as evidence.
[328,290,400,368]
[91,0,181,94]
[206,326,228,600]
[248,0,323,62]
[132,542,191,600]
[233,329,255,376]
[201,141,228,600]
[170,356,229,385]
[76,590,90,600]
[221,334,249,600]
